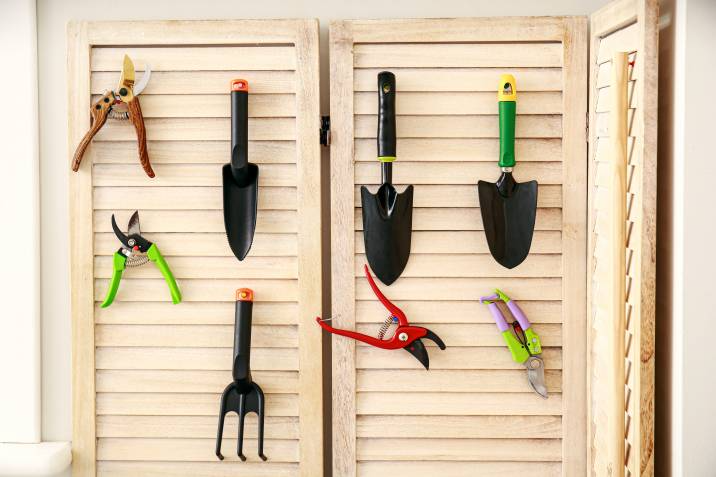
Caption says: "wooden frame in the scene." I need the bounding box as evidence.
[587,1,658,475]
[68,19,322,477]
[330,16,587,476]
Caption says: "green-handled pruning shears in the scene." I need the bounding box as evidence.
[101,211,181,308]
[480,289,547,398]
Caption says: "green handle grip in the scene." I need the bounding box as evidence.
[100,252,126,308]
[498,101,516,168]
[147,243,181,304]
[501,329,530,364]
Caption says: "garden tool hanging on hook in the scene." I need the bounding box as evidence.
[480,289,547,398]
[71,54,154,177]
[216,289,267,462]
[316,265,446,369]
[100,211,181,308]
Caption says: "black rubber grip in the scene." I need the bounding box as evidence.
[377,71,396,158]
[231,89,249,172]
[232,299,253,383]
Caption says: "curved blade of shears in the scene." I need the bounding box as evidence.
[127,210,141,236]
[525,356,548,398]
[133,63,151,96]
[111,214,130,248]
[421,328,446,350]
[404,338,430,370]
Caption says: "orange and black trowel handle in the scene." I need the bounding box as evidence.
[233,288,254,383]
[230,79,250,185]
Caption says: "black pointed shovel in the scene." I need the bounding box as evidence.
[223,79,258,261]
[478,75,537,269]
[361,72,414,285]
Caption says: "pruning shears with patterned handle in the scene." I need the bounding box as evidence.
[316,264,446,369]
[100,211,181,308]
[480,289,548,398]
[71,54,154,177]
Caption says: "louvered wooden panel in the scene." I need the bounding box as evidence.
[68,20,321,477]
[330,17,587,477]
[587,1,658,476]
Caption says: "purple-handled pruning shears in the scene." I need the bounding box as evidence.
[480,289,548,398]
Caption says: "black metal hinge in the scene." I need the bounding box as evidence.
[320,116,331,146]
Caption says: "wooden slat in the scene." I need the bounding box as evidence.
[94,278,297,302]
[356,415,561,439]
[355,300,563,324]
[354,323,561,348]
[354,67,563,92]
[355,277,561,301]
[356,346,562,370]
[354,253,562,278]
[92,140,296,165]
[94,233,296,257]
[357,369,562,393]
[95,255,297,279]
[95,324,297,348]
[97,437,298,462]
[353,138,562,163]
[354,91,562,115]
[354,115,562,139]
[353,43,562,68]
[355,230,561,255]
[356,392,562,416]
[93,163,296,187]
[94,210,296,233]
[97,461,298,477]
[93,117,295,141]
[355,162,562,185]
[357,461,560,477]
[93,186,296,211]
[95,301,298,326]
[92,70,296,95]
[354,184,561,208]
[96,415,299,439]
[356,438,561,461]
[96,370,297,394]
[355,208,563,232]
[128,94,296,118]
[96,347,298,371]
[96,392,298,416]
[91,46,297,71]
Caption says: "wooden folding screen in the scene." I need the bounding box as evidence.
[68,20,322,477]
[330,17,588,476]
[588,1,658,475]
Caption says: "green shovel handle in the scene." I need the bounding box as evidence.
[147,243,182,304]
[498,74,517,169]
[100,252,126,308]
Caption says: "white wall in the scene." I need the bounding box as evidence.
[36,1,608,475]
[679,0,716,475]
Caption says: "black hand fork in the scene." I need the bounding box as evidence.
[216,289,267,461]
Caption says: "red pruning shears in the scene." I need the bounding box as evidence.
[316,265,446,369]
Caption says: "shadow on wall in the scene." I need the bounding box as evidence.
[655,0,674,474]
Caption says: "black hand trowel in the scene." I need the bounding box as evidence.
[223,79,258,261]
[478,74,538,269]
[360,71,414,285]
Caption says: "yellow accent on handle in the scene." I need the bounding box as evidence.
[378,156,396,163]
[497,74,517,101]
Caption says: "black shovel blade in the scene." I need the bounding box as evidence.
[361,183,414,285]
[478,177,537,269]
[223,163,259,261]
